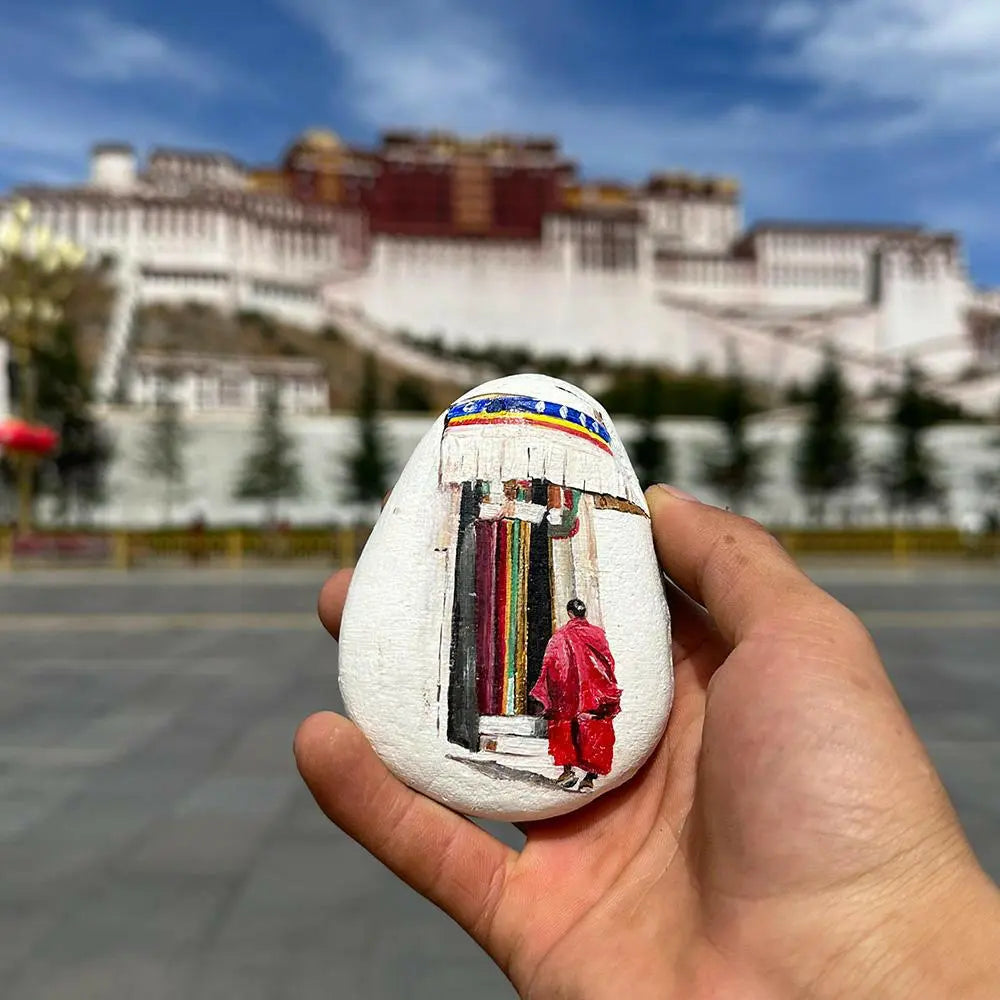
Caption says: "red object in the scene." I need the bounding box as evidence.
[0,418,59,456]
[530,616,622,775]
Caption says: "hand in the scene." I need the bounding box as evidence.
[295,487,1000,999]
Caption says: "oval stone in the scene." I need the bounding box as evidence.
[338,373,673,821]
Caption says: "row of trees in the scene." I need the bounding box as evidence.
[139,354,392,522]
[135,347,994,526]
[630,350,960,521]
[2,320,983,527]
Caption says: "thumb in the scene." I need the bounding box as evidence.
[294,712,514,950]
[646,485,834,646]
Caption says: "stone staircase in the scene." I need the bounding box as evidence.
[324,299,490,388]
[94,262,139,403]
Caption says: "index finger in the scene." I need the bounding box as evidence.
[646,485,834,646]
[318,568,353,640]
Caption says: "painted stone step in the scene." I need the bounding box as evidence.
[478,735,550,757]
[478,715,547,738]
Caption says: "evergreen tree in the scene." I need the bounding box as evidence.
[392,375,432,413]
[701,353,766,510]
[795,347,857,523]
[628,369,673,490]
[234,384,304,522]
[880,362,943,520]
[138,388,188,524]
[345,354,393,505]
[37,322,113,523]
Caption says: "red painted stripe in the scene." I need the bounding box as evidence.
[494,523,509,713]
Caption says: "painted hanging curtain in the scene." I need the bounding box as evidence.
[440,392,645,793]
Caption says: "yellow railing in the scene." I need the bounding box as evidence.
[0,526,374,570]
[776,528,1000,560]
[0,526,996,569]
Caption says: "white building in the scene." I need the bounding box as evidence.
[2,141,1000,415]
[128,352,329,415]
[3,144,364,403]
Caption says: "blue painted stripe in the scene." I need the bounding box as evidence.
[445,394,612,446]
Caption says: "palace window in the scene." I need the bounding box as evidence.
[196,376,217,410]
[219,376,244,408]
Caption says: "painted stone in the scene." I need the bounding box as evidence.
[338,374,673,822]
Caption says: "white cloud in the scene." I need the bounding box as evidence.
[0,7,235,95]
[764,1,822,35]
[57,8,228,92]
[0,83,214,191]
[0,7,238,189]
[761,0,1000,138]
[282,0,517,129]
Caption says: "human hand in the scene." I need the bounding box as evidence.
[295,486,1000,999]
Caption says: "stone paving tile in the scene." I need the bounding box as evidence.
[5,876,234,1000]
[0,570,995,999]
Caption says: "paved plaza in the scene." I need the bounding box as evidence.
[0,564,997,999]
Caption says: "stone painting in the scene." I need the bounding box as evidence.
[338,374,673,822]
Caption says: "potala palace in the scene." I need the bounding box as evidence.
[3,128,1000,413]
[2,129,1000,526]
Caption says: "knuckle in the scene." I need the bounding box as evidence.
[737,513,769,537]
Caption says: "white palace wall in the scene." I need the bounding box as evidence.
[338,230,982,393]
[5,164,992,409]
[346,238,705,368]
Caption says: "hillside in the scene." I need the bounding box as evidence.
[127,303,469,413]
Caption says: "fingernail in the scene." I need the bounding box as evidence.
[653,484,700,503]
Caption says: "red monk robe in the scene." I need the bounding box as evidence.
[530,603,622,778]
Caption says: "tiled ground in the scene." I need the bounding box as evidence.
[0,566,997,998]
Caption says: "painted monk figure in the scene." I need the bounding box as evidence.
[530,599,622,792]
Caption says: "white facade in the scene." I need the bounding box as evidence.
[2,145,364,402]
[2,142,1000,415]
[127,352,328,415]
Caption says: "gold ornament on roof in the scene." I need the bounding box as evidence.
[298,129,343,152]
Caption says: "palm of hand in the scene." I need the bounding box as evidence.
[502,608,956,999]
[296,492,994,1000]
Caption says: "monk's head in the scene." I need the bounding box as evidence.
[567,599,586,620]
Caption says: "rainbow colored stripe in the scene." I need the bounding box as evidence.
[445,394,612,453]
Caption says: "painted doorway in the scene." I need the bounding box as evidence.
[474,480,552,719]
[447,478,601,752]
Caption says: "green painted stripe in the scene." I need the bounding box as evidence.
[506,519,521,715]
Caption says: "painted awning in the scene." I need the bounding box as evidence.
[440,393,644,507]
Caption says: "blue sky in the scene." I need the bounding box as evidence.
[3,0,1000,282]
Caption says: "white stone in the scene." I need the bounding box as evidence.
[338,374,674,821]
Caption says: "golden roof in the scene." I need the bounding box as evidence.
[298,128,342,152]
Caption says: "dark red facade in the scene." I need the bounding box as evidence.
[370,162,453,236]
[266,131,573,242]
[491,169,562,239]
